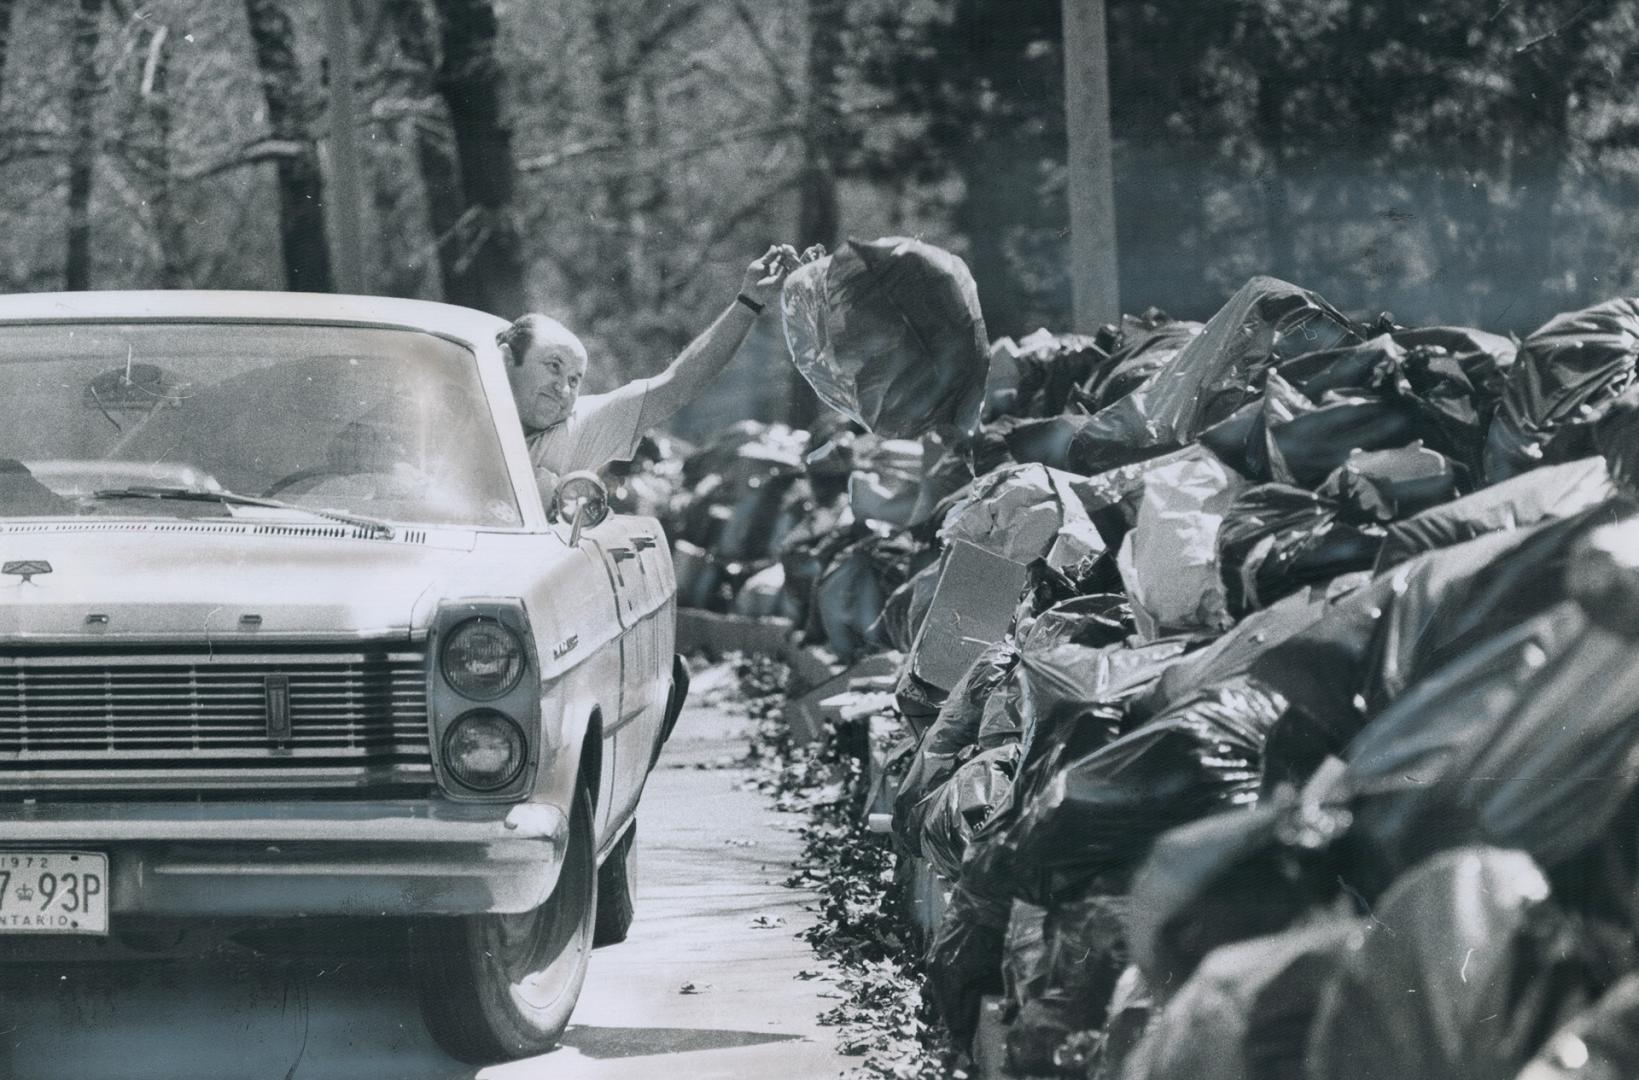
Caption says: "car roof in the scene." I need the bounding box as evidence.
[0,291,510,347]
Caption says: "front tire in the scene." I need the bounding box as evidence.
[593,821,638,946]
[412,788,597,1064]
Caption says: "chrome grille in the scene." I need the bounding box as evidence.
[0,645,431,793]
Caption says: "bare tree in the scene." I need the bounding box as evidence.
[67,0,103,290]
[243,0,333,291]
[431,0,524,316]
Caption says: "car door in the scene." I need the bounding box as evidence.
[583,515,673,833]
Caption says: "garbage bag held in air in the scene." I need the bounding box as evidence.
[780,236,990,440]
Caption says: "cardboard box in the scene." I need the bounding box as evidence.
[909,539,1030,691]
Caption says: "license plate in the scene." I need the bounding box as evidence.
[0,851,108,934]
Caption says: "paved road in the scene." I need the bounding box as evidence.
[0,679,855,1079]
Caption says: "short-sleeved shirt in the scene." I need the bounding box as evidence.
[526,378,650,479]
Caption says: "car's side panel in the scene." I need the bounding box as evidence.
[578,515,676,837]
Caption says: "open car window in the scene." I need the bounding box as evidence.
[0,321,522,527]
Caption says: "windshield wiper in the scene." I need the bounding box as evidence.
[90,485,395,539]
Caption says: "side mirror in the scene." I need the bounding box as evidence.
[555,470,611,545]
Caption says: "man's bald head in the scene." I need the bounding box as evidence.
[500,313,590,434]
[498,313,588,369]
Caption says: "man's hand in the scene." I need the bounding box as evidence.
[740,243,802,307]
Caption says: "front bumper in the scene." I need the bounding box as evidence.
[0,798,568,918]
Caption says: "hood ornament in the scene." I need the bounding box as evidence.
[2,560,51,584]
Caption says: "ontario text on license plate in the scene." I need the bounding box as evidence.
[0,851,108,934]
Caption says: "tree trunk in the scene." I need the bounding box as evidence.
[244,0,333,292]
[589,4,633,310]
[1254,73,1293,284]
[66,0,102,291]
[433,0,526,316]
[384,0,465,301]
[133,22,184,287]
[0,0,18,108]
[798,0,843,251]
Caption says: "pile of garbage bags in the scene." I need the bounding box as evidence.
[662,239,1639,1077]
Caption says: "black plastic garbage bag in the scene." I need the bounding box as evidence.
[1002,900,1051,1021]
[994,414,1080,471]
[990,677,1286,905]
[777,496,859,634]
[1275,331,1487,478]
[1308,847,1627,1080]
[1012,638,1193,763]
[927,880,1011,1051]
[1126,770,1350,992]
[1085,312,1204,411]
[1016,593,1130,653]
[1516,973,1639,1080]
[960,702,1131,908]
[1486,297,1639,483]
[1373,455,1612,570]
[1393,324,1518,405]
[1005,893,1130,1076]
[1216,484,1383,616]
[1067,277,1360,475]
[1248,505,1625,752]
[1265,392,1420,490]
[869,557,941,654]
[1087,967,1153,1080]
[814,533,917,663]
[1316,442,1461,523]
[1201,332,1486,483]
[1122,919,1357,1080]
[780,236,990,439]
[1137,589,1327,721]
[894,643,1020,853]
[1343,600,1639,887]
[679,419,808,490]
[920,743,1023,879]
[1004,330,1105,418]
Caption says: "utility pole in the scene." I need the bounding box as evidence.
[1062,0,1119,330]
[323,0,366,293]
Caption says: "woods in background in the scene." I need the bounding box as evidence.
[2,0,1638,421]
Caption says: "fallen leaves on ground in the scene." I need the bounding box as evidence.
[733,653,954,1080]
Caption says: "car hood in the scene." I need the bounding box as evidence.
[0,523,480,641]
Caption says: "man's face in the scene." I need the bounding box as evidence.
[506,338,587,433]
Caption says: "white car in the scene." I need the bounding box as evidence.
[0,291,686,1062]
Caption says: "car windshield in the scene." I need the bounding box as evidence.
[0,321,521,527]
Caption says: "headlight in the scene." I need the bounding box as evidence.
[441,618,525,699]
[443,711,526,791]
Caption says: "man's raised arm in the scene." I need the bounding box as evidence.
[636,243,800,432]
